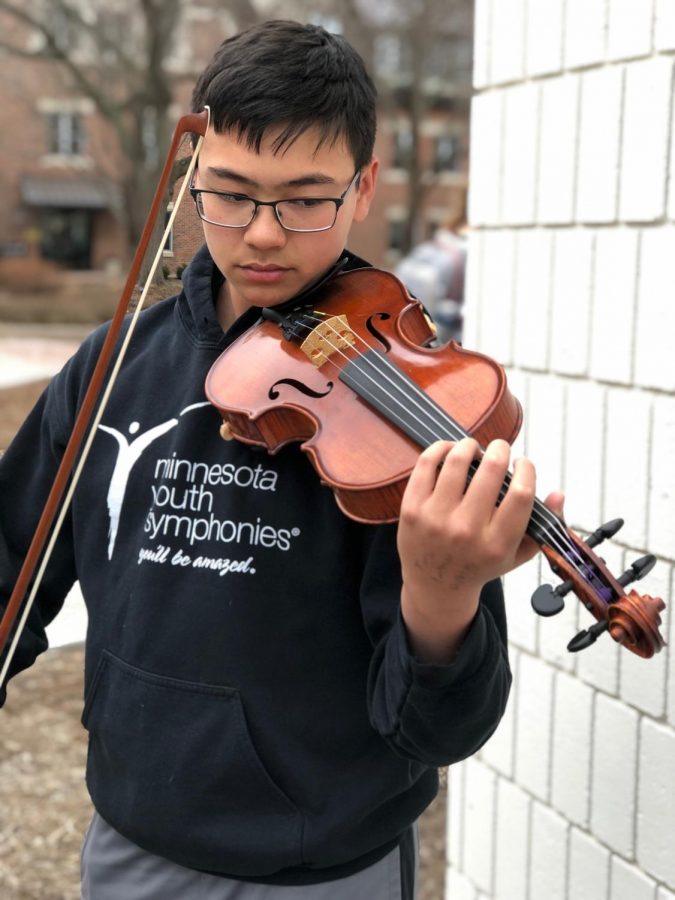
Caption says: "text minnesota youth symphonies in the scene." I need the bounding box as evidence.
[143,453,300,554]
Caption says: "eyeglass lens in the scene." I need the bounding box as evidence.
[196,194,338,231]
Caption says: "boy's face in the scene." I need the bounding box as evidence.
[193,125,378,324]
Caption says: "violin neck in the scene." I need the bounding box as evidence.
[465,460,562,551]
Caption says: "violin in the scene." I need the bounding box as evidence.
[205,266,666,659]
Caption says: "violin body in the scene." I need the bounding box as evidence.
[205,268,522,523]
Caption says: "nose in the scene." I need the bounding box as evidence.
[243,204,287,250]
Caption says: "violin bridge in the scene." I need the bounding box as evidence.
[300,315,356,367]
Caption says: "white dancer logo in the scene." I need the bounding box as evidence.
[98,402,210,558]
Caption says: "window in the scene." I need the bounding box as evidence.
[388,219,407,253]
[433,134,459,173]
[391,127,413,169]
[424,36,473,82]
[41,2,78,54]
[46,111,85,156]
[373,33,412,79]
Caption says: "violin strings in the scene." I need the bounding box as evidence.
[296,311,597,591]
[311,313,596,589]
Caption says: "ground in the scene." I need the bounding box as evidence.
[0,378,447,899]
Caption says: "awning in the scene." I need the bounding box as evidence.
[21,175,118,210]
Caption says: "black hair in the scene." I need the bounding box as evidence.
[191,20,377,169]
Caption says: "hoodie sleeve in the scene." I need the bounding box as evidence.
[0,353,86,707]
[361,523,512,767]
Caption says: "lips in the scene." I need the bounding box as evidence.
[238,262,291,283]
[241,263,289,272]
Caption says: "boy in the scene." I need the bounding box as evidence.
[0,20,561,899]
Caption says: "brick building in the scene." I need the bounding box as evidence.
[0,61,127,271]
[0,4,471,277]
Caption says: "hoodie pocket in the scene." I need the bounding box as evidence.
[82,650,303,876]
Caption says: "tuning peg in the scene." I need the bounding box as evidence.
[538,520,622,620]
[585,518,624,548]
[567,619,610,652]
[531,581,573,617]
[617,554,656,587]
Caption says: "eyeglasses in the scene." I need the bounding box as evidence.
[189,169,361,233]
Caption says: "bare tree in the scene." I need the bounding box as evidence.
[323,0,474,253]
[0,0,261,259]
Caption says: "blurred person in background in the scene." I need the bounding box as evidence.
[395,204,467,344]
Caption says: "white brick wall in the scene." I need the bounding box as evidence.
[493,778,530,900]
[568,828,610,900]
[551,671,593,826]
[502,84,539,225]
[537,78,579,223]
[565,0,608,69]
[446,2,675,897]
[620,58,673,222]
[489,0,526,86]
[635,228,675,393]
[611,857,658,900]
[656,0,675,51]
[590,694,639,856]
[589,228,639,386]
[637,720,675,885]
[513,653,554,801]
[529,804,568,900]
[525,0,564,78]
[604,388,651,549]
[468,91,503,227]
[607,0,655,62]
[463,759,496,894]
[513,231,552,370]
[475,231,516,363]
[576,67,624,223]
[562,379,605,529]
[549,229,594,376]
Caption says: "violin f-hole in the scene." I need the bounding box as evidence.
[366,313,392,353]
[268,378,334,400]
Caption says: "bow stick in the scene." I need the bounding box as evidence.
[0,108,210,688]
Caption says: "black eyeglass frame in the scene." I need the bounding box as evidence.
[189,169,361,233]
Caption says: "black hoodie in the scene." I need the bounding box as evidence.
[0,245,511,884]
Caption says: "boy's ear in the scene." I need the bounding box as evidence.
[353,157,379,223]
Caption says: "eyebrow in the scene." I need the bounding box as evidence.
[205,166,338,189]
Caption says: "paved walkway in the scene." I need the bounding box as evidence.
[0,328,88,648]
[0,330,84,388]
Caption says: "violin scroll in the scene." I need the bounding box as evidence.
[606,591,666,658]
[532,516,666,658]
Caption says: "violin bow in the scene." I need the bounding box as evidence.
[0,108,209,687]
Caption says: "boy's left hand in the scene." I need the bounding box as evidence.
[397,437,565,664]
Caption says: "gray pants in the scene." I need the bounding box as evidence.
[81,812,417,899]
